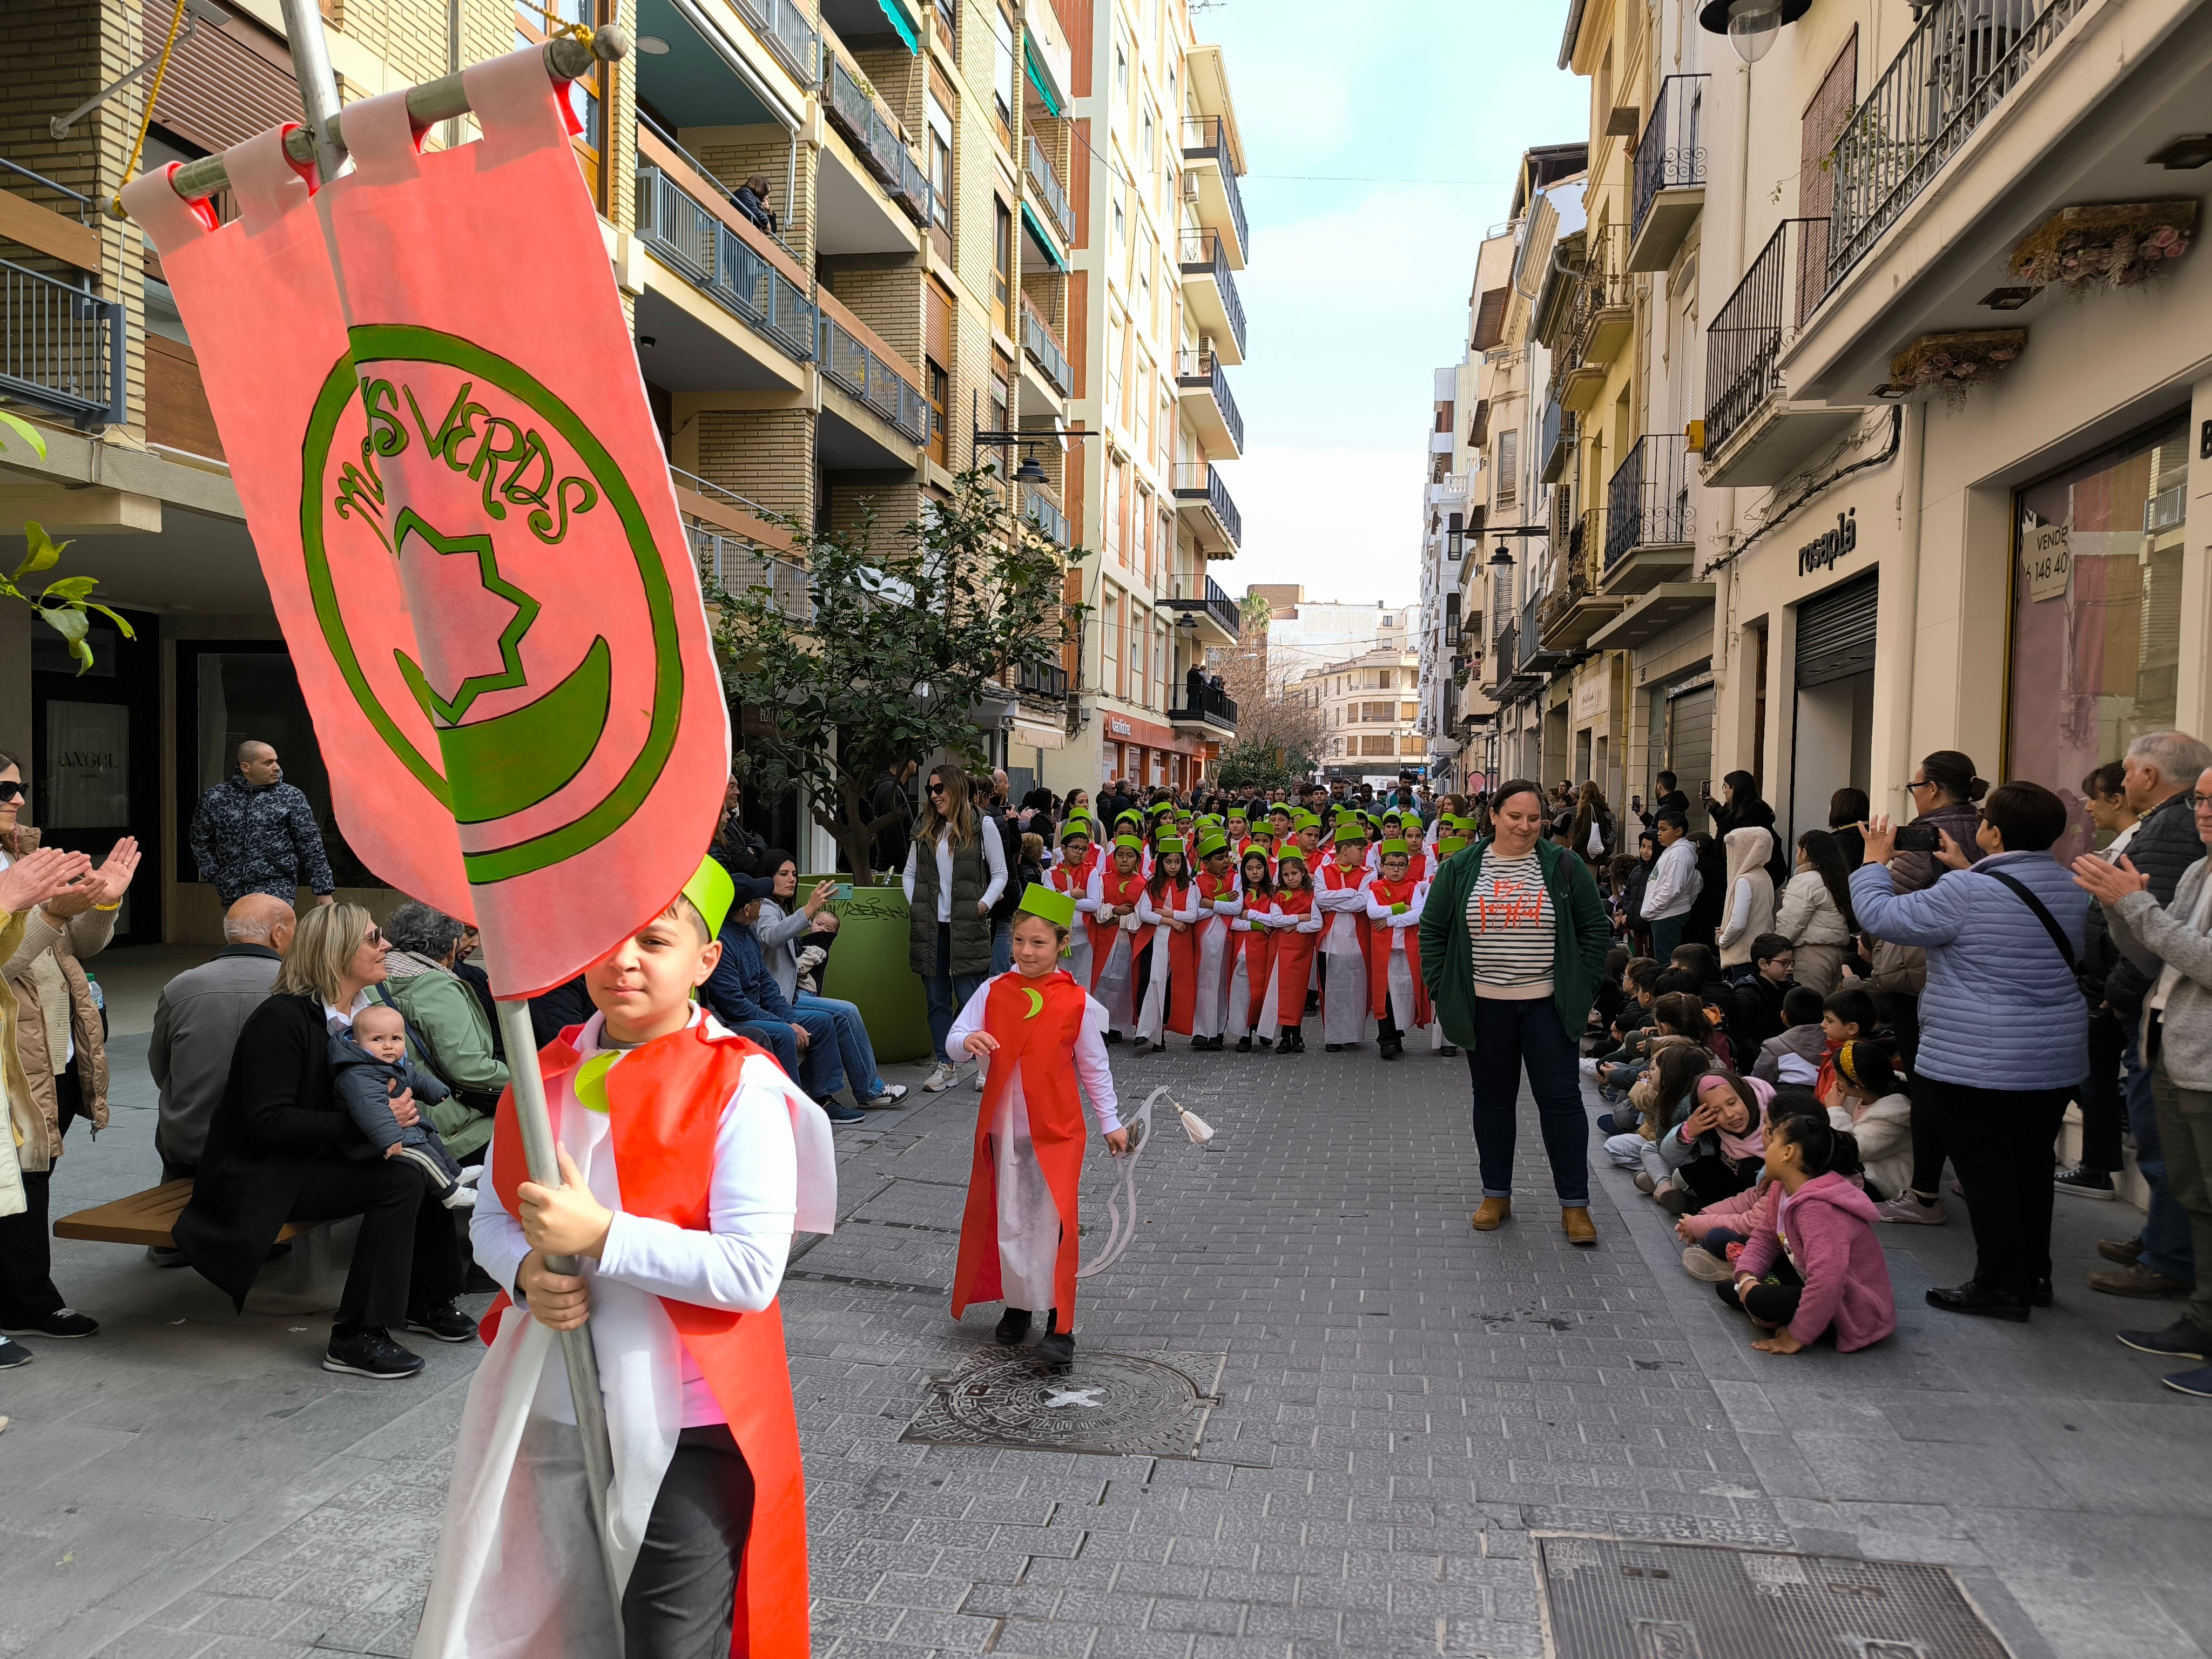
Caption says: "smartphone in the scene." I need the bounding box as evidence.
[1698,779,1711,798]
[834,882,853,901]
[1893,823,1942,853]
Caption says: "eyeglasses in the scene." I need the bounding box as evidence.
[926,781,947,795]
[365,928,385,947]
[2187,792,2212,811]
[1902,777,1935,792]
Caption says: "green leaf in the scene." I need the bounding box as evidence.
[70,634,94,673]
[41,605,89,642]
[40,575,100,602]
[14,521,65,581]
[0,408,46,460]
[84,603,137,638]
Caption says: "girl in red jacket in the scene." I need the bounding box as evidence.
[1722,1102,1896,1352]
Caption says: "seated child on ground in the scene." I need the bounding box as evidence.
[1603,1034,1711,1183]
[1673,1086,1826,1281]
[1654,1067,1773,1216]
[1729,934,1796,1054]
[1753,986,1827,1088]
[1588,947,1632,1041]
[332,1003,473,1209]
[1719,1102,1897,1353]
[1816,985,1884,1103]
[1827,1039,1912,1201]
[1596,990,1707,1134]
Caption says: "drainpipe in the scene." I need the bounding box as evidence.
[1881,403,1926,818]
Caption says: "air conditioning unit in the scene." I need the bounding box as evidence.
[1181,172,1199,201]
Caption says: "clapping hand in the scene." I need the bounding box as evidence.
[0,846,92,916]
[2073,853,2152,905]
[42,837,140,918]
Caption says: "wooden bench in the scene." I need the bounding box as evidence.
[53,1180,307,1251]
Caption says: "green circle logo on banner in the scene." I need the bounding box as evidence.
[299,325,686,885]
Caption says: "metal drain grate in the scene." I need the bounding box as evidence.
[1534,1535,2011,1659]
[900,1349,1225,1459]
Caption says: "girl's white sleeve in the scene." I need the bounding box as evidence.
[1297,906,1324,935]
[595,1080,799,1312]
[945,976,996,1056]
[900,842,919,906]
[1176,885,1205,923]
[1075,996,1122,1132]
[1136,891,1165,927]
[469,1137,531,1297]
[1084,864,1107,912]
[1718,876,1754,948]
[978,817,1008,908]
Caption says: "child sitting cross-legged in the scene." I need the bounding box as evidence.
[1603,1028,1710,1186]
[332,1002,475,1210]
[1653,1065,1773,1217]
[1719,1100,1897,1354]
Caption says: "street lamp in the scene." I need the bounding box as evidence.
[1698,0,1808,64]
[1488,541,1516,569]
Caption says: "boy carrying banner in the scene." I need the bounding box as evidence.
[416,859,837,1659]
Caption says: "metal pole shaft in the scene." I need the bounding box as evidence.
[276,0,347,181]
[495,998,626,1631]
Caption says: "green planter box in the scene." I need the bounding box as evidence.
[805,876,935,1063]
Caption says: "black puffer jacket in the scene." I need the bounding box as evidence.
[187,775,336,905]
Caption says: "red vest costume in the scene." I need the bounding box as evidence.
[1365,877,1433,1027]
[1234,890,1277,1028]
[1319,862,1377,960]
[1267,888,1318,1029]
[949,972,1091,1323]
[1085,866,1151,985]
[1149,876,1198,1035]
[481,1024,809,1659]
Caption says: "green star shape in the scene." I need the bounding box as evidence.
[390,507,542,726]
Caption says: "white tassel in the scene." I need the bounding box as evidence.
[1178,1105,1215,1144]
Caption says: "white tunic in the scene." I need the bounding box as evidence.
[1083,863,1144,1029]
[1314,865,1374,1044]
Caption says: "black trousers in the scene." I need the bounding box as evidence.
[2079,1007,2128,1174]
[1675,1151,1761,1211]
[623,1424,757,1659]
[0,1065,87,1323]
[288,1154,464,1332]
[1913,1075,2076,1297]
[1718,1253,1804,1325]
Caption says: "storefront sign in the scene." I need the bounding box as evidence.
[1573,675,1609,723]
[1107,714,1133,737]
[1797,509,1858,577]
[2021,516,2071,603]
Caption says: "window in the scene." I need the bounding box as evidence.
[1134,355,1152,464]
[1495,430,1519,508]
[1115,35,1130,101]
[928,90,954,235]
[993,199,1014,322]
[1129,602,1145,691]
[934,0,955,43]
[1107,457,1125,562]
[925,359,948,466]
[1142,106,1155,169]
[1378,669,1394,689]
[1105,312,1124,429]
[518,1,606,206]
[1401,702,1420,720]
[993,8,1018,140]
[1137,488,1154,584]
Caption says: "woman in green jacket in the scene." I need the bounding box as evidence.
[373,902,507,1159]
[1420,778,1610,1245]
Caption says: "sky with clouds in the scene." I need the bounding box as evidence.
[1199,1,1586,608]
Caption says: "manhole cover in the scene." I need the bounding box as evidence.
[1534,1536,2009,1659]
[900,1349,1225,1458]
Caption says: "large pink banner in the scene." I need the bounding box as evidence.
[125,51,729,997]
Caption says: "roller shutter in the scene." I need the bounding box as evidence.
[1795,570,1879,688]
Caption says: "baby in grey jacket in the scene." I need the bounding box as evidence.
[331,1003,474,1209]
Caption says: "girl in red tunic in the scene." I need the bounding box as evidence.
[1083,834,1149,1038]
[1051,822,1097,987]
[1228,848,1276,1051]
[1364,838,1434,1062]
[1263,850,1323,1054]
[1135,839,1201,1050]
[949,886,1128,1368]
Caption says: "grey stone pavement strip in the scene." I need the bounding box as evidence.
[5,1032,2210,1659]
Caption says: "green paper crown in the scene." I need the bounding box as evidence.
[1437,837,1469,859]
[682,855,736,938]
[1379,838,1410,857]
[1156,836,1185,856]
[1019,882,1076,929]
[1114,833,1145,852]
[1196,831,1229,859]
[1060,821,1092,844]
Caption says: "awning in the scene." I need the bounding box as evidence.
[1024,40,1063,116]
[874,0,920,51]
[1019,200,1064,268]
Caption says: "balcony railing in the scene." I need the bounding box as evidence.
[1019,295,1072,397]
[1014,657,1069,699]
[1180,117,1249,255]
[824,53,932,226]
[1024,134,1073,244]
[730,0,819,85]
[636,166,817,362]
[1493,622,1518,681]
[1604,435,1695,568]
[638,113,802,262]
[1023,482,1070,548]
[1163,573,1240,639]
[692,524,812,620]
[1633,74,1708,246]
[1539,396,1575,484]
[1178,229,1247,356]
[1826,0,2088,298]
[817,311,928,442]
[1169,676,1239,733]
[2,257,122,429]
[1173,461,1243,551]
[1704,217,1824,458]
[1556,220,1628,374]
[1177,349,1244,454]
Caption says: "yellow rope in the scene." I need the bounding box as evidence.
[522,0,596,49]
[114,0,191,216]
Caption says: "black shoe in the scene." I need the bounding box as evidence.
[1037,1331,1075,1367]
[2,1307,98,1339]
[0,1335,32,1369]
[2028,1277,2053,1309]
[1325,1043,1343,1053]
[322,1326,426,1379]
[820,1100,867,1124]
[2117,1317,2211,1360]
[995,1307,1032,1346]
[1305,993,1320,1013]
[1192,1036,1209,1051]
[1925,1281,2030,1323]
[1104,1030,1123,1044]
[1258,1036,1273,1049]
[1207,1035,1225,1051]
[1236,1036,1253,1053]
[1379,1042,1402,1061]
[1439,1044,1459,1057]
[404,1300,479,1344]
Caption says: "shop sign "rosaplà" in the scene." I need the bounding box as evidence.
[1798,509,1857,577]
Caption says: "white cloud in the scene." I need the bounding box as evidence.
[1219,446,1426,608]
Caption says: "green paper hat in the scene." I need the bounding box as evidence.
[1293,811,1319,828]
[1379,838,1410,857]
[1267,804,1293,818]
[1019,882,1076,929]
[1226,808,1249,822]
[1196,831,1230,859]
[1113,832,1145,852]
[1334,819,1369,841]
[1060,820,1092,844]
[1147,800,1173,817]
[1249,823,1276,840]
[1156,835,1185,856]
[1276,845,1309,865]
[682,855,736,938]
[1436,837,1469,859]
[1116,809,1142,827]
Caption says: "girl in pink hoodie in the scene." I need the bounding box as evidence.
[1722,1108,1898,1353]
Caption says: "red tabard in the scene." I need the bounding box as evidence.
[1085,867,1152,987]
[949,972,1091,1324]
[1151,878,1198,1036]
[482,1023,811,1659]
[1365,877,1433,1027]
[1235,901,1277,1029]
[1197,870,1239,1014]
[1266,889,1318,1030]
[1052,847,1098,896]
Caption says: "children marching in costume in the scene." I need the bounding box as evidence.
[1190,832,1240,1050]
[1085,834,1149,1040]
[1228,848,1276,1051]
[949,885,1128,1368]
[1135,838,1201,1051]
[1365,839,1439,1061]
[1314,819,1375,1051]
[417,860,838,1659]
[1262,849,1323,1053]
[1052,820,1098,989]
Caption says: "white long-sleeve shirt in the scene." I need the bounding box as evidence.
[1642,837,1702,920]
[1271,900,1325,935]
[1136,882,1204,928]
[471,1009,800,1428]
[901,818,1007,921]
[945,975,1122,1131]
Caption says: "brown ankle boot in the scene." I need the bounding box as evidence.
[1471,1196,1511,1231]
[1562,1206,1597,1246]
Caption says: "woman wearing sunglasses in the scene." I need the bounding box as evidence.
[0,753,136,1356]
[903,763,1007,1093]
[173,902,473,1379]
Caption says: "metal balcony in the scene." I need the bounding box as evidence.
[692,525,812,621]
[636,166,818,363]
[1024,135,1073,245]
[824,53,932,226]
[1826,0,2089,301]
[1019,295,1072,396]
[1168,676,1239,735]
[1023,482,1070,548]
[1602,434,1696,592]
[1180,117,1249,262]
[817,311,928,442]
[1518,585,1571,674]
[1539,396,1575,484]
[2,256,121,430]
[730,0,820,86]
[1552,221,1630,411]
[1178,229,1247,362]
[1162,573,1240,643]
[1629,74,1708,273]
[1172,462,1242,555]
[1702,217,1858,484]
[1175,349,1243,457]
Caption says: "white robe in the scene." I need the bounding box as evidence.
[1190,876,1240,1039]
[1226,901,1264,1040]
[413,1010,838,1659]
[1315,866,1373,1044]
[1060,866,1096,988]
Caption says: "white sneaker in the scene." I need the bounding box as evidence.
[456,1165,483,1188]
[973,1065,987,1090]
[922,1063,959,1092]
[1577,1057,1601,1080]
[1874,1191,1946,1225]
[1681,1245,1735,1283]
[442,1186,479,1211]
[862,1083,909,1107]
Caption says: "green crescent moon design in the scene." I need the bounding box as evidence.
[1022,986,1045,1019]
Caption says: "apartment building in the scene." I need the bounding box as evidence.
[1041,2,1250,799]
[1293,622,1423,786]
[0,0,1249,938]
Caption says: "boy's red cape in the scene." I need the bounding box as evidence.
[949,972,1091,1324]
[1365,877,1433,1027]
[481,1025,809,1659]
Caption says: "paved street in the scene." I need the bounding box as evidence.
[5,1028,2211,1659]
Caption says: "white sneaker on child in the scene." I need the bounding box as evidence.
[1681,1246,1735,1283]
[456,1165,483,1188]
[1874,1192,1946,1225]
[442,1186,478,1211]
[1578,1057,1600,1080]
[922,1062,959,1092]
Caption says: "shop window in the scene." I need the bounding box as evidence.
[2007,414,2191,840]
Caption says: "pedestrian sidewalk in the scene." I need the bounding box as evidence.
[2,1039,2207,1659]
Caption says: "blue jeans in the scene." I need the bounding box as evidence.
[734,1021,798,1079]
[2135,1027,2196,1284]
[737,1011,842,1097]
[1464,995,1590,1205]
[923,922,988,1065]
[992,919,1014,975]
[795,992,882,1101]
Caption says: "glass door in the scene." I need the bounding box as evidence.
[30,608,161,945]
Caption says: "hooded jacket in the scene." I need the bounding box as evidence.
[2,828,115,1173]
[1716,827,1778,967]
[1734,1170,1896,1351]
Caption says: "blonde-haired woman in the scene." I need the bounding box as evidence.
[176,901,471,1380]
[903,761,1008,1091]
